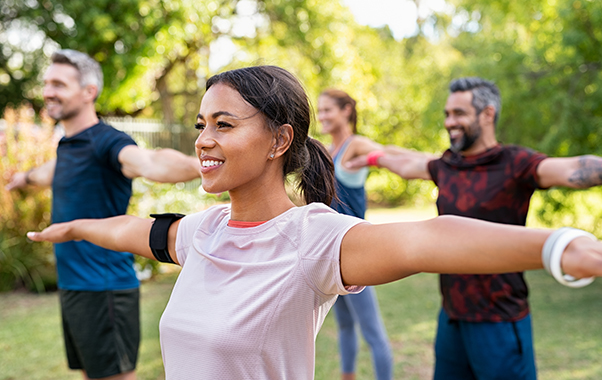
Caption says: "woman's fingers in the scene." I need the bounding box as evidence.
[27,223,74,243]
[562,237,602,279]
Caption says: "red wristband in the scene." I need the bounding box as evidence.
[366,151,385,167]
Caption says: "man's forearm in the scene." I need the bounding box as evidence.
[147,149,201,183]
[5,160,55,190]
[568,155,602,188]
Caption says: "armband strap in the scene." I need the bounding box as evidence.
[366,151,385,167]
[149,213,185,264]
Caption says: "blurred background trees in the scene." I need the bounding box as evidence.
[1,0,602,290]
[0,105,57,291]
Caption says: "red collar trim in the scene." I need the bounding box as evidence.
[227,220,267,228]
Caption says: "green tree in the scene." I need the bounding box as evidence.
[0,0,248,125]
[427,0,602,232]
[240,0,456,205]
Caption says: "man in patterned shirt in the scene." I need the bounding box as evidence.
[347,77,602,379]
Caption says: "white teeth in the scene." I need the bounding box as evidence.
[449,129,462,138]
[202,160,223,168]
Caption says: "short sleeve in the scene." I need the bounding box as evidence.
[175,211,205,266]
[427,158,441,186]
[92,124,137,172]
[510,146,547,190]
[174,206,229,266]
[297,204,367,296]
[106,132,137,172]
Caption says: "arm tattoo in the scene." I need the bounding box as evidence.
[568,155,602,188]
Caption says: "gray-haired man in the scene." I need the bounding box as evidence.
[8,49,201,380]
[348,77,602,379]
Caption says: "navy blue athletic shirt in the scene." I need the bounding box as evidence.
[52,121,139,291]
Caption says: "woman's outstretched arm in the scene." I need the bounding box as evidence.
[27,216,181,265]
[340,215,602,286]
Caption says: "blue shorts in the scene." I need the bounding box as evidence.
[434,309,536,380]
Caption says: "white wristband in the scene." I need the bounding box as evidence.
[541,227,596,288]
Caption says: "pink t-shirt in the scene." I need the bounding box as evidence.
[159,202,365,379]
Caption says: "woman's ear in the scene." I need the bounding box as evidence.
[343,103,353,119]
[270,124,294,159]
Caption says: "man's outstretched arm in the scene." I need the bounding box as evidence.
[5,159,56,190]
[119,146,201,183]
[537,155,602,189]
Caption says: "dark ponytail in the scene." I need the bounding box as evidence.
[206,66,336,205]
[298,137,336,205]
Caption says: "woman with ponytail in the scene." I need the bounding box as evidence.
[28,65,602,380]
[318,89,392,380]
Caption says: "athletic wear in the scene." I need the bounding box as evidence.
[60,288,140,378]
[427,144,547,379]
[51,120,140,377]
[428,145,547,322]
[161,203,365,379]
[52,121,138,291]
[330,137,393,380]
[331,138,368,218]
[434,310,536,380]
[334,287,393,379]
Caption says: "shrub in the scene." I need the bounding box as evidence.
[0,105,59,292]
[0,107,216,291]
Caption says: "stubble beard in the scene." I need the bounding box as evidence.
[449,119,482,153]
[46,101,81,122]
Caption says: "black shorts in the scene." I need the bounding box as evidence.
[59,288,140,378]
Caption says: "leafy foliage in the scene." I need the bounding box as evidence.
[0,0,243,125]
[431,0,602,234]
[0,105,58,291]
[2,0,602,241]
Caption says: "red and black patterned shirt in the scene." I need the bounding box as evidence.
[427,144,547,322]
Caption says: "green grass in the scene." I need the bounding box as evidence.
[1,206,602,379]
[0,272,176,380]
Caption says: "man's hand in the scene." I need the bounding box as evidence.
[5,172,29,191]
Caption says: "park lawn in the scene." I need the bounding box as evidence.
[1,206,601,379]
[0,272,175,380]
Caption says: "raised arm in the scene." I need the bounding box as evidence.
[339,136,383,165]
[346,146,436,181]
[5,159,56,190]
[537,155,602,189]
[340,216,602,286]
[119,145,201,183]
[27,216,181,265]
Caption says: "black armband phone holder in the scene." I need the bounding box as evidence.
[149,213,185,264]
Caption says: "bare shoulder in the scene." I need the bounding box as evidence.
[351,135,377,146]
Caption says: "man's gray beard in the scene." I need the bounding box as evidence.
[48,107,79,122]
[449,124,481,153]
[449,137,464,153]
